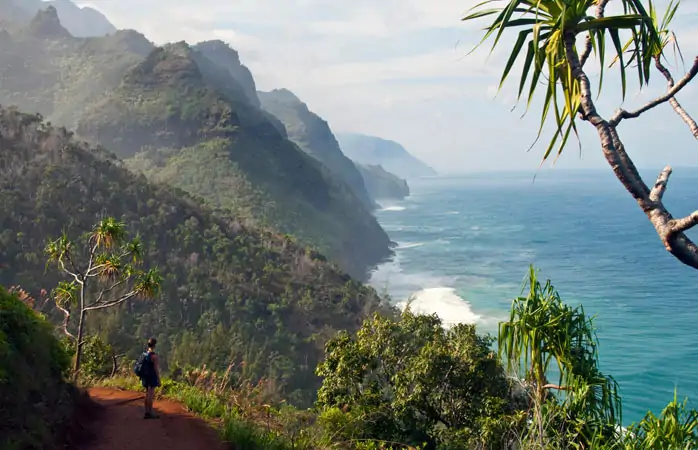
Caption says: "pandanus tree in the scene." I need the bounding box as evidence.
[499,267,621,445]
[463,0,698,270]
[45,217,161,380]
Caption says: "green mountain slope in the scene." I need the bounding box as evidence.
[74,43,392,278]
[0,106,392,405]
[337,132,438,179]
[0,13,391,278]
[0,8,153,125]
[258,89,375,210]
[356,163,410,201]
[194,40,261,108]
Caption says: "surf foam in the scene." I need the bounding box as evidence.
[397,287,481,328]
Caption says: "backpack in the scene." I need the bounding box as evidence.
[133,351,151,378]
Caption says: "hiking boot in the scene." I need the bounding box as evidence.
[144,412,160,419]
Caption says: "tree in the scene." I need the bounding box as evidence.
[463,0,698,270]
[316,308,509,448]
[45,217,161,380]
[499,266,621,446]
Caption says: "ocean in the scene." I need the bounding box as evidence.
[368,168,698,424]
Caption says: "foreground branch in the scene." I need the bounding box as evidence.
[580,0,611,67]
[55,302,76,341]
[565,33,698,270]
[649,167,671,202]
[84,291,137,311]
[610,55,698,126]
[654,57,698,138]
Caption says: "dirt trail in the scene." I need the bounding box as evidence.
[80,388,227,450]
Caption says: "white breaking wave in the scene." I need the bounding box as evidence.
[370,254,487,329]
[397,242,424,249]
[381,205,406,212]
[397,287,481,328]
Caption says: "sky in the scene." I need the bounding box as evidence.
[75,0,698,175]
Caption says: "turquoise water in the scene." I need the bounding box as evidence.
[369,169,698,424]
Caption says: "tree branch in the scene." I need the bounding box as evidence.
[649,166,672,202]
[580,0,611,68]
[653,56,698,139]
[55,302,76,341]
[88,278,127,307]
[542,383,570,391]
[670,211,698,234]
[64,251,84,279]
[58,258,83,285]
[610,55,698,126]
[565,33,698,270]
[83,291,137,311]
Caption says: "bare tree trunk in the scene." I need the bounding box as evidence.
[73,309,86,381]
[111,353,126,377]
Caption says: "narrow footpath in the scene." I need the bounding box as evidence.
[79,388,227,450]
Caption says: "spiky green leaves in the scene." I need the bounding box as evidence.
[463,0,660,164]
[45,216,161,300]
[134,268,162,299]
[92,217,126,249]
[52,280,78,307]
[499,266,622,428]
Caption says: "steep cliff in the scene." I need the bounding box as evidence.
[259,89,375,210]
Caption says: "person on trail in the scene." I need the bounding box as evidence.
[140,337,161,419]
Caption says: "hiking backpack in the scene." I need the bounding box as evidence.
[133,351,150,378]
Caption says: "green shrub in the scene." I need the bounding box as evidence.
[0,286,73,449]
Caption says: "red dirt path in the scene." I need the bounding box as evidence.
[80,388,227,450]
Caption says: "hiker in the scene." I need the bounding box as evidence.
[135,337,161,419]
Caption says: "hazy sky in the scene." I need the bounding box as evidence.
[77,0,698,174]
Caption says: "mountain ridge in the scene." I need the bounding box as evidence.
[72,41,392,279]
[258,88,376,210]
[0,0,116,37]
[337,132,438,179]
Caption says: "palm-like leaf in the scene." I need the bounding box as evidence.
[44,233,72,262]
[125,235,144,263]
[134,268,162,298]
[92,217,126,249]
[463,0,658,163]
[94,254,122,280]
[631,390,698,449]
[52,280,78,307]
[499,266,621,429]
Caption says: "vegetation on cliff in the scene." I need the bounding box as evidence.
[0,286,75,450]
[0,106,392,406]
[355,164,410,201]
[0,11,392,278]
[97,268,698,449]
[259,89,375,210]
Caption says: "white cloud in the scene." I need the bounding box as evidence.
[74,0,698,173]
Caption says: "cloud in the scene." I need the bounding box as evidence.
[74,0,698,173]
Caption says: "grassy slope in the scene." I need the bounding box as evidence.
[0,107,393,405]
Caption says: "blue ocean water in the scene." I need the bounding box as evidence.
[369,168,698,424]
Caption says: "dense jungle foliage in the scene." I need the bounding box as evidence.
[0,286,75,450]
[0,107,393,406]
